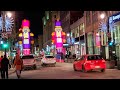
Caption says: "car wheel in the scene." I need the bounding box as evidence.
[41,63,46,67]
[73,65,77,71]
[101,69,105,72]
[82,65,87,73]
[33,65,37,70]
[52,64,55,67]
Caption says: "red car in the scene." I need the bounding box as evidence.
[73,54,106,72]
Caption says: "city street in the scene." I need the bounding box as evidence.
[5,62,120,79]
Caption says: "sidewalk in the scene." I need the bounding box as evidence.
[0,68,15,79]
[8,68,16,75]
[64,58,75,63]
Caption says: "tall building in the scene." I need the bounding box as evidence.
[60,11,84,33]
[60,11,84,56]
[42,11,60,51]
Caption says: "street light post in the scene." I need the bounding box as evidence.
[100,13,105,56]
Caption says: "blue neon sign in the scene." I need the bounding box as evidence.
[109,12,120,24]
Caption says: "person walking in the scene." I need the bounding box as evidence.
[0,56,3,78]
[14,53,23,79]
[1,55,11,79]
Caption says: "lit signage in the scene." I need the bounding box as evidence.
[23,39,29,44]
[109,12,120,24]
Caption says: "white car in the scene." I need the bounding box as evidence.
[41,55,56,66]
[21,55,37,70]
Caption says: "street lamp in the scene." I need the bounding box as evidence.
[100,13,105,19]
[67,33,70,37]
[99,13,106,55]
[6,12,12,18]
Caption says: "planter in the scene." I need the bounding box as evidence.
[106,60,115,69]
[117,61,120,70]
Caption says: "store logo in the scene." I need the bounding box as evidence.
[109,12,120,24]
[109,17,113,24]
[113,14,120,21]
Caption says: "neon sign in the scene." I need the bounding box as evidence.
[109,12,120,24]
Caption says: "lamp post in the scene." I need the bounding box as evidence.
[99,13,105,55]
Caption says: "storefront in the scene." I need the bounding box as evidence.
[109,12,120,60]
[74,35,85,57]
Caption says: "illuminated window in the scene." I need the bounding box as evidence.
[24,39,29,44]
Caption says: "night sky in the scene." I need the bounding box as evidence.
[19,11,45,38]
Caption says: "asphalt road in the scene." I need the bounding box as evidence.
[7,62,120,79]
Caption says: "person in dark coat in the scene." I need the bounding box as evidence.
[1,55,11,79]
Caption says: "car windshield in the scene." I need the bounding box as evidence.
[45,56,54,58]
[87,55,102,60]
[22,55,34,59]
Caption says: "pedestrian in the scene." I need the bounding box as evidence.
[1,55,11,79]
[14,53,23,79]
[0,56,3,78]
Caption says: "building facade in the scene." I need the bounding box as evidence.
[42,11,120,60]
[42,11,60,52]
[70,16,85,57]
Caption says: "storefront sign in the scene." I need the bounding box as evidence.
[109,12,120,24]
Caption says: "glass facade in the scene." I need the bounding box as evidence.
[113,24,120,60]
[87,33,93,54]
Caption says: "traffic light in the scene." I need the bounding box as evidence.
[108,37,112,46]
[109,41,114,46]
[2,43,8,49]
[108,37,114,46]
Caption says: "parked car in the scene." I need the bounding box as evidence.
[41,55,56,66]
[21,55,37,70]
[73,54,106,72]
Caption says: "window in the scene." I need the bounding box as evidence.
[45,56,54,58]
[80,56,84,60]
[22,55,34,59]
[87,55,102,60]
